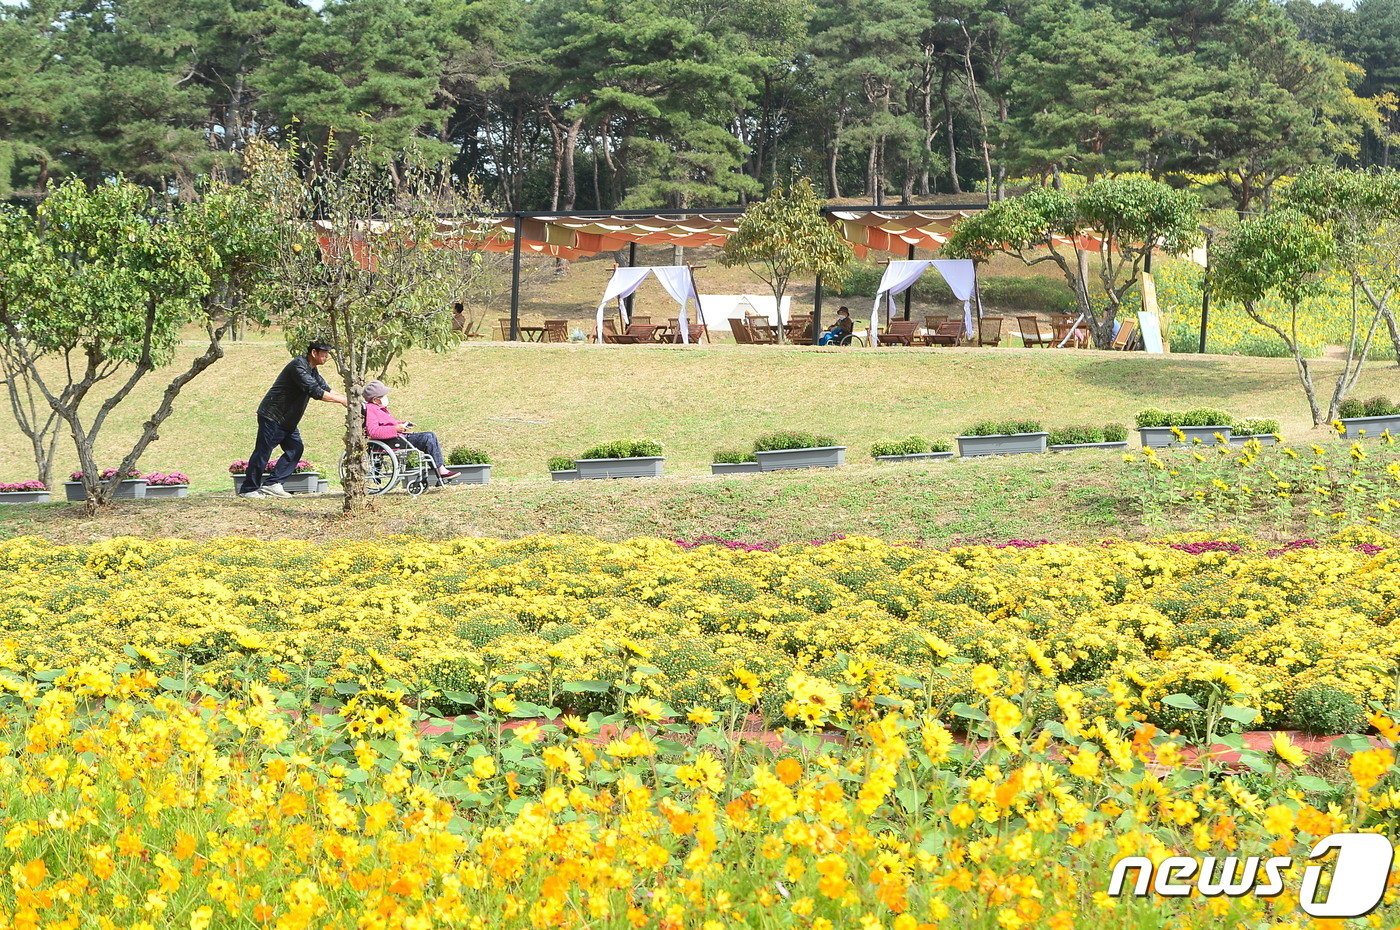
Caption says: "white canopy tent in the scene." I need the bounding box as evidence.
[697,294,792,332]
[868,259,978,347]
[595,266,703,343]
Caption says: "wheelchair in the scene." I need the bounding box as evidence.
[822,331,864,347]
[339,436,442,497]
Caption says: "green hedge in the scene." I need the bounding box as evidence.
[960,419,1044,437]
[578,439,664,460]
[447,447,491,465]
[712,449,757,464]
[547,456,575,472]
[1134,408,1234,428]
[1339,396,1398,419]
[752,431,838,452]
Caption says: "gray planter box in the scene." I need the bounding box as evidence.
[550,469,580,481]
[1339,415,1400,439]
[711,461,762,475]
[956,433,1048,457]
[1137,426,1232,448]
[64,479,146,501]
[444,463,491,485]
[318,479,330,493]
[1228,434,1279,447]
[754,446,846,471]
[143,484,189,499]
[874,451,955,463]
[0,490,51,504]
[574,456,665,479]
[1048,441,1130,453]
[282,473,323,494]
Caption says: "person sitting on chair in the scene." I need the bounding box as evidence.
[818,307,854,346]
[362,381,455,481]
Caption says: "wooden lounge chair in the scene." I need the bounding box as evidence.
[878,319,920,346]
[924,314,950,332]
[543,319,570,343]
[748,321,780,345]
[664,323,708,344]
[495,318,512,340]
[1051,316,1089,348]
[976,316,1003,347]
[602,318,638,344]
[1112,317,1138,350]
[626,323,665,343]
[785,315,813,343]
[925,321,965,347]
[728,318,754,344]
[1017,316,1054,348]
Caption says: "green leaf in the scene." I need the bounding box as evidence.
[561,681,613,694]
[1219,705,1258,725]
[1161,693,1205,712]
[951,702,990,722]
[1293,775,1335,793]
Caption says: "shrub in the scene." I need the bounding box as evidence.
[870,435,930,457]
[962,420,1042,437]
[1338,398,1366,419]
[0,480,47,493]
[1047,425,1103,446]
[228,459,317,475]
[69,468,142,482]
[143,472,190,486]
[447,447,491,466]
[1002,419,1043,435]
[712,449,757,464]
[1178,408,1233,428]
[929,439,952,453]
[578,439,664,460]
[1102,423,1128,443]
[1233,419,1280,436]
[547,456,574,472]
[1363,396,1397,417]
[1135,409,1233,429]
[1291,683,1366,735]
[752,430,837,452]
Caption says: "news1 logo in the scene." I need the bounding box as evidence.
[1108,833,1395,918]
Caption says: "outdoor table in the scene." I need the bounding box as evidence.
[517,326,547,342]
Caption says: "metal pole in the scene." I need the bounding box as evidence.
[625,241,637,318]
[509,214,522,341]
[903,243,915,320]
[1199,229,1212,354]
[812,273,823,345]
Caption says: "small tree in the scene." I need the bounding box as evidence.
[720,177,852,342]
[263,142,479,513]
[1211,168,1400,426]
[945,177,1200,348]
[0,174,281,511]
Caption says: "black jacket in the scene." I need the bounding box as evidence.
[257,356,330,428]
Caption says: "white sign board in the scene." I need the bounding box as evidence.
[1137,311,1164,354]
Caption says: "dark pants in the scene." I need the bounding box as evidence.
[403,431,445,470]
[240,417,304,493]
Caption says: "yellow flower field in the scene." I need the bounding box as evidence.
[3,533,1400,927]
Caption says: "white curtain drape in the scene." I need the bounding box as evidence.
[595,267,654,341]
[594,267,702,343]
[651,266,701,344]
[931,259,976,336]
[869,260,931,346]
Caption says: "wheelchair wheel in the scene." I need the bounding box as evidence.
[839,334,865,347]
[340,440,400,495]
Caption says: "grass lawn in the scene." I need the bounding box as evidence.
[4,444,1395,547]
[4,337,1398,490]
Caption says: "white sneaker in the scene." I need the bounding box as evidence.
[262,483,293,498]
[239,490,265,500]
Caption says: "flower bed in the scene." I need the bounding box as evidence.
[0,479,50,504]
[4,532,1400,927]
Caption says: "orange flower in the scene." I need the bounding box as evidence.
[775,759,802,786]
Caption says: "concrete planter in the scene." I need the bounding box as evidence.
[575,456,665,479]
[1048,441,1130,453]
[0,490,51,504]
[754,446,846,471]
[143,484,189,499]
[1137,426,1233,448]
[711,461,762,475]
[444,463,491,485]
[318,479,330,493]
[64,479,146,501]
[874,451,955,463]
[1339,415,1400,439]
[1228,434,1280,447]
[956,433,1049,458]
[550,469,580,481]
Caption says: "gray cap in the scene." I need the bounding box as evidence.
[362,380,389,401]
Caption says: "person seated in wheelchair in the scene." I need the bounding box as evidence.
[818,306,854,346]
[362,381,455,482]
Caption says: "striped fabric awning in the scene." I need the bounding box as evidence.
[316,207,1109,262]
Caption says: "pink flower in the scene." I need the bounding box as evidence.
[0,480,46,493]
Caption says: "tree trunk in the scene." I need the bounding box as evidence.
[940,66,961,195]
[340,373,371,514]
